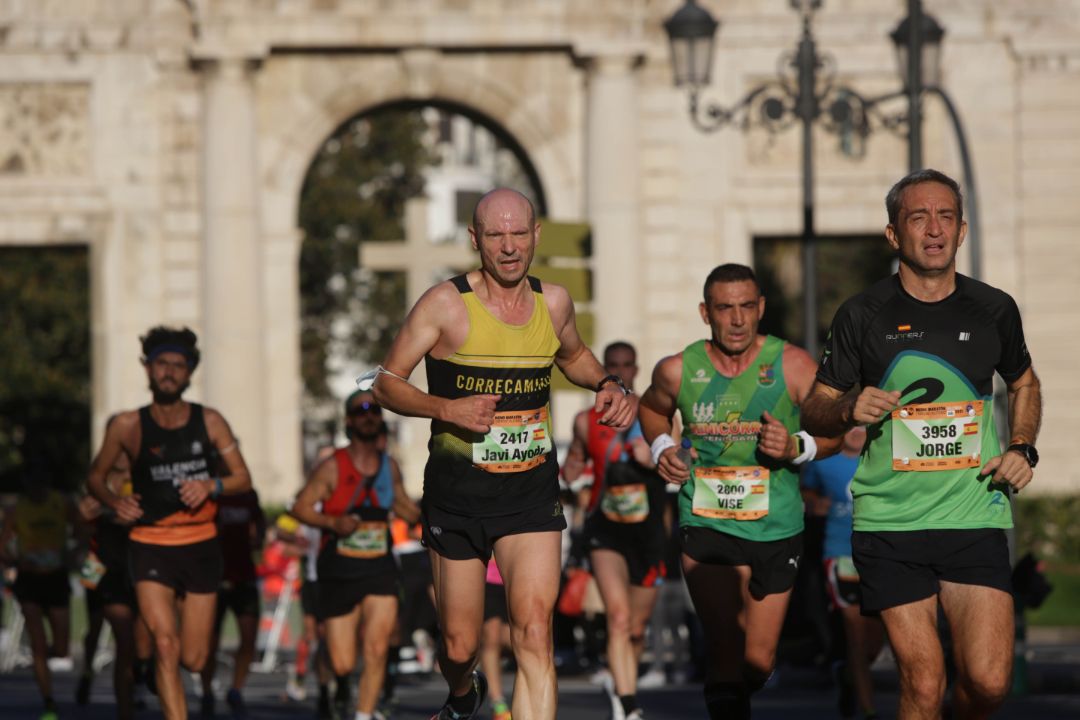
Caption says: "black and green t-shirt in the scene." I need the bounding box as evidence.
[817,274,1032,532]
[676,336,804,542]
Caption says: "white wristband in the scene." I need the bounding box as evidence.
[792,431,818,465]
[650,434,676,466]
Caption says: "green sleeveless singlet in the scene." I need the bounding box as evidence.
[676,336,803,542]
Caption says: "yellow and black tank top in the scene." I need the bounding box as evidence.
[424,275,562,517]
[14,490,68,572]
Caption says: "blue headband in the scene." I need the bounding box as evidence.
[147,344,195,366]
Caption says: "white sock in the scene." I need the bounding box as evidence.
[355,713,372,720]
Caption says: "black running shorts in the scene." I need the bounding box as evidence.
[851,528,1012,614]
[585,515,667,588]
[681,526,803,599]
[87,568,136,611]
[316,574,400,621]
[129,537,223,596]
[217,580,261,621]
[421,499,567,563]
[13,568,71,610]
[300,580,319,618]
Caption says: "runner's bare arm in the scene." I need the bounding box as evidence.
[374,283,499,434]
[179,408,253,509]
[77,492,104,522]
[291,456,357,536]
[389,458,421,525]
[68,495,92,549]
[252,492,267,550]
[561,410,591,483]
[639,354,692,485]
[545,282,637,429]
[86,412,143,524]
[761,344,843,461]
[980,366,1043,491]
[802,381,900,438]
[627,437,654,469]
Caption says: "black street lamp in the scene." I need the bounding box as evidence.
[890,7,946,171]
[663,0,961,357]
[886,8,981,279]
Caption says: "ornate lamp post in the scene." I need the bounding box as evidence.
[663,0,951,356]
[888,8,980,279]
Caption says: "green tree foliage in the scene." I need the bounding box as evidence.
[297,109,436,401]
[1015,496,1080,565]
[0,246,90,492]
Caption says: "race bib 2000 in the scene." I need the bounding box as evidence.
[691,466,769,520]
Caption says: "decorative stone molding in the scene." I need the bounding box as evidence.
[0,83,90,177]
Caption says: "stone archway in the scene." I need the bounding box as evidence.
[254,50,588,496]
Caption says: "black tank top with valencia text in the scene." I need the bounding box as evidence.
[131,404,218,527]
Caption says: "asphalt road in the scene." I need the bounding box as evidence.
[3,657,1080,719]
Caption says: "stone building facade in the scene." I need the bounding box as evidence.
[2,0,1077,500]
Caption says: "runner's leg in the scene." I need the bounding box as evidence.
[939,582,1013,719]
[179,590,218,672]
[137,581,187,720]
[681,555,744,685]
[591,548,637,696]
[356,594,398,714]
[21,602,53,702]
[430,550,486,697]
[880,595,946,720]
[324,603,362,675]
[494,530,562,720]
[104,602,136,720]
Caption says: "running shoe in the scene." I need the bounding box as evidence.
[832,660,855,719]
[334,685,352,720]
[603,681,623,720]
[200,692,215,718]
[492,698,512,720]
[226,688,249,719]
[76,671,92,705]
[637,666,667,689]
[47,655,74,672]
[430,670,488,720]
[316,693,333,720]
[285,674,307,701]
[40,698,59,720]
[145,657,158,696]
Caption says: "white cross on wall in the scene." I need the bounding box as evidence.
[358,196,477,308]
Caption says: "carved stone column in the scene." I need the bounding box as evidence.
[583,47,644,349]
[199,54,268,488]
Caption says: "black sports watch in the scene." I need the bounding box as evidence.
[596,374,630,396]
[1007,443,1039,468]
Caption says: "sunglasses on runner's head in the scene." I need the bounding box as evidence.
[348,401,381,417]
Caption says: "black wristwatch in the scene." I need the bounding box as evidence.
[596,374,630,396]
[1007,443,1039,468]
